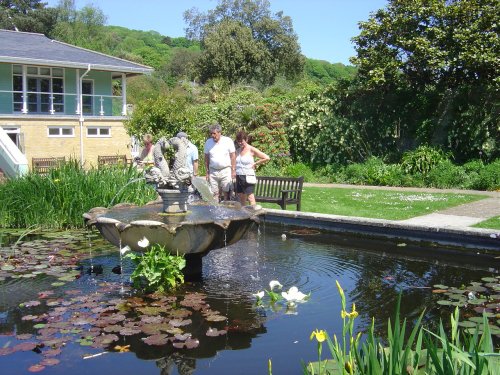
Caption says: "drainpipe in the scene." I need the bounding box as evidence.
[79,64,91,167]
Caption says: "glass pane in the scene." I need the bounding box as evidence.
[52,68,63,77]
[53,94,63,104]
[48,128,59,136]
[54,104,64,113]
[41,93,49,104]
[13,76,22,91]
[27,66,37,75]
[13,93,22,102]
[62,128,73,136]
[28,103,37,112]
[100,128,110,136]
[14,103,22,111]
[41,103,49,112]
[82,81,92,94]
[27,93,37,103]
[87,128,98,135]
[13,65,22,74]
[40,79,50,93]
[52,78,63,93]
[28,78,37,92]
[40,67,50,76]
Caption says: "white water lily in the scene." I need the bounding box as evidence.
[138,237,150,248]
[120,245,131,255]
[281,286,309,302]
[252,291,265,299]
[269,280,283,290]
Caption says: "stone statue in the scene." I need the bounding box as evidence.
[144,136,192,189]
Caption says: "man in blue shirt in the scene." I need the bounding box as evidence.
[177,132,199,176]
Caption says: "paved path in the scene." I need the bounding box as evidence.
[302,183,500,230]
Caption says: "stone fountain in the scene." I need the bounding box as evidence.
[83,135,263,277]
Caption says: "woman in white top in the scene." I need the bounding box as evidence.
[235,130,270,206]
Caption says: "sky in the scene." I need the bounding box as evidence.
[45,0,388,65]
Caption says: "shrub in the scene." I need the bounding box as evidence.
[258,162,284,177]
[474,159,500,191]
[283,163,315,182]
[426,160,469,189]
[401,145,451,175]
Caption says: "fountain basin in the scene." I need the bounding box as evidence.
[83,202,262,255]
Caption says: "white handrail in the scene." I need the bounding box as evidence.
[0,127,28,178]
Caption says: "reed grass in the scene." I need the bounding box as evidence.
[305,282,499,374]
[0,160,157,229]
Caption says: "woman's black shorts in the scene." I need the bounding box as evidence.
[235,175,255,194]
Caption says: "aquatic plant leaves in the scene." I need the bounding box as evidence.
[206,328,227,337]
[179,337,199,349]
[142,334,169,346]
[27,364,45,372]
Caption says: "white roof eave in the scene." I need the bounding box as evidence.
[0,56,153,75]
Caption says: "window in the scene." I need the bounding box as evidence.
[47,126,74,137]
[87,127,110,137]
[12,65,65,114]
[82,80,93,115]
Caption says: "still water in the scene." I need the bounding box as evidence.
[0,223,497,374]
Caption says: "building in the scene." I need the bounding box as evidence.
[0,29,153,177]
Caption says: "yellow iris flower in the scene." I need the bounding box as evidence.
[341,303,359,319]
[310,329,327,343]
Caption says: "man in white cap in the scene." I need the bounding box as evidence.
[176,131,199,176]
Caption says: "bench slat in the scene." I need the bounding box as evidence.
[98,155,127,167]
[32,157,65,174]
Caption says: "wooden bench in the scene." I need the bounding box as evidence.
[98,155,127,167]
[254,176,304,210]
[32,157,65,174]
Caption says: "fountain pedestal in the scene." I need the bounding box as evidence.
[157,187,193,213]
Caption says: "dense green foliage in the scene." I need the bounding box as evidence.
[126,245,185,293]
[2,0,497,183]
[0,0,58,34]
[259,155,500,191]
[0,161,157,229]
[350,0,499,162]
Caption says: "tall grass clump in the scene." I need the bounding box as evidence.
[305,281,499,374]
[0,160,157,229]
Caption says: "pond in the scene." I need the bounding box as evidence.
[0,224,498,374]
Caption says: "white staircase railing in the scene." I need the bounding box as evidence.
[0,127,28,179]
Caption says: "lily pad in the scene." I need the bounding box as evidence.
[142,334,169,346]
[481,277,497,282]
[206,327,227,337]
[433,284,449,289]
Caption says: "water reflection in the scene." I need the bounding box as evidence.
[0,225,497,374]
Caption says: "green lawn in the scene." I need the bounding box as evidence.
[259,187,487,220]
[473,216,500,230]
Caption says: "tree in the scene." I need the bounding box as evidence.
[0,0,58,34]
[184,0,304,85]
[50,0,110,51]
[349,0,499,161]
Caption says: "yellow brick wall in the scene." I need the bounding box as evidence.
[0,117,132,169]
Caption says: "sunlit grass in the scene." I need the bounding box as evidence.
[260,187,486,220]
[473,216,500,230]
